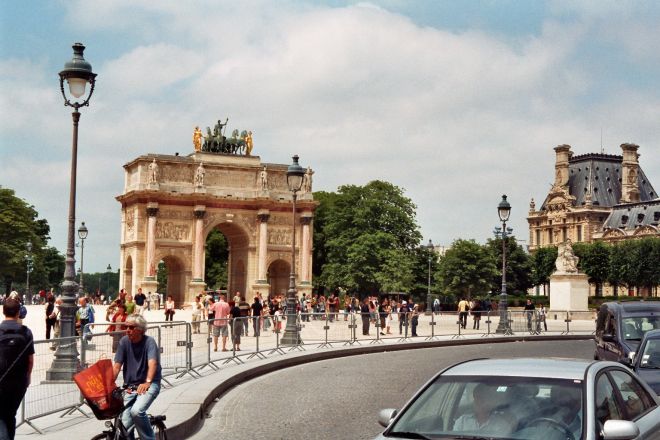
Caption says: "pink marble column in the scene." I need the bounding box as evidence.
[193,209,206,281]
[300,214,313,283]
[257,212,270,281]
[145,206,159,277]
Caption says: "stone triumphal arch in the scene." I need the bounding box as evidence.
[116,132,316,305]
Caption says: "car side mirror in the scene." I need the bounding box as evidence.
[378,408,398,428]
[602,420,640,439]
[602,333,615,342]
[620,357,633,367]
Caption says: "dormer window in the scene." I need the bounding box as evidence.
[621,215,629,225]
[637,213,645,223]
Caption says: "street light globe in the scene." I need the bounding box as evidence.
[287,155,305,192]
[498,194,511,222]
[59,43,97,104]
[78,221,88,240]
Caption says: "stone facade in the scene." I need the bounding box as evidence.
[116,152,317,305]
[528,143,659,296]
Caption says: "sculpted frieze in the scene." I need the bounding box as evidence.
[156,221,191,241]
[268,228,292,246]
[205,169,258,189]
[125,210,136,240]
[159,210,194,220]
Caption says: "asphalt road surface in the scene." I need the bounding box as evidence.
[191,340,594,440]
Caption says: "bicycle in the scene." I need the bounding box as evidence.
[89,385,167,440]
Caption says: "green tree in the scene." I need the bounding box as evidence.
[204,229,228,290]
[0,187,53,294]
[436,239,498,298]
[318,181,422,295]
[530,246,557,296]
[486,236,532,295]
[630,238,660,296]
[311,190,339,295]
[573,241,611,297]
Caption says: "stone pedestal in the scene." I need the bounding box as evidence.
[251,282,271,301]
[549,273,589,311]
[140,279,159,297]
[188,280,207,303]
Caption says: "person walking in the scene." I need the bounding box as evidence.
[471,300,483,330]
[45,294,57,340]
[112,315,162,440]
[398,301,410,335]
[229,301,242,351]
[164,296,175,322]
[538,304,548,332]
[210,294,230,351]
[124,294,136,316]
[411,304,420,337]
[0,297,34,440]
[360,297,370,336]
[378,298,387,336]
[524,299,535,332]
[108,302,128,353]
[457,297,470,329]
[191,295,203,334]
[250,296,263,337]
[134,288,147,315]
[238,296,250,336]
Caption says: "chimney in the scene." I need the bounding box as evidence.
[553,144,571,189]
[620,143,640,203]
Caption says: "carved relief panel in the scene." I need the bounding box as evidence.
[156,221,191,241]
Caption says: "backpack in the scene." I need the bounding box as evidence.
[88,306,95,324]
[0,326,31,389]
[19,304,27,319]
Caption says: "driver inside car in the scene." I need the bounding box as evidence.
[452,383,514,435]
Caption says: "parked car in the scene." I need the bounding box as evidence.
[375,358,660,439]
[624,329,660,395]
[594,301,660,362]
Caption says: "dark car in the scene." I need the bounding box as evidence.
[594,301,660,363]
[626,329,660,395]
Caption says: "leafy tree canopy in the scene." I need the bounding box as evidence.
[436,239,498,298]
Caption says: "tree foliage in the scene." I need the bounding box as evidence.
[574,241,610,296]
[204,229,228,290]
[315,181,422,296]
[436,239,498,298]
[486,236,532,295]
[530,246,557,294]
[0,187,62,295]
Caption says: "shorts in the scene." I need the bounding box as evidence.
[212,325,228,337]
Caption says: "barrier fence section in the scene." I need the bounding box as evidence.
[17,309,594,433]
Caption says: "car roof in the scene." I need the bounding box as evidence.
[643,329,660,339]
[442,358,593,380]
[603,301,660,314]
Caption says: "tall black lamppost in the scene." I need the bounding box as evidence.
[47,43,96,381]
[426,239,434,313]
[106,264,112,298]
[26,242,33,304]
[495,195,512,334]
[281,155,305,346]
[77,221,88,293]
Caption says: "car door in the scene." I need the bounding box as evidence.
[594,368,660,439]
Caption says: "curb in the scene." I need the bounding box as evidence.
[167,334,594,439]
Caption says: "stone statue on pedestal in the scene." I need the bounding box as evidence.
[555,239,579,273]
[194,162,205,187]
[260,166,268,191]
[148,159,159,184]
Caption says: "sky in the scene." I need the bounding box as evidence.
[1,0,659,274]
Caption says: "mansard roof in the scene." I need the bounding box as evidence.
[567,153,657,208]
[602,199,660,231]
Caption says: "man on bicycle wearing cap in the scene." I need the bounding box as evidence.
[113,314,161,440]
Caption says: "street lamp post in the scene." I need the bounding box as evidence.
[106,264,112,298]
[26,242,33,304]
[78,221,88,293]
[426,239,433,313]
[495,195,512,334]
[47,43,96,381]
[281,155,305,346]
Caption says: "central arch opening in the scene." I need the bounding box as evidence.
[205,222,249,297]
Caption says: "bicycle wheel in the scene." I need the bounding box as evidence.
[90,433,113,440]
[153,420,167,440]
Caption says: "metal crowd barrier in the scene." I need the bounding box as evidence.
[16,308,594,433]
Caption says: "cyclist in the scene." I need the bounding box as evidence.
[112,315,161,440]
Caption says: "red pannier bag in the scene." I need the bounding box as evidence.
[73,359,124,419]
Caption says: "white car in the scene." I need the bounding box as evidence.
[376,358,660,439]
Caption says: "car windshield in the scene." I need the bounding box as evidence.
[639,338,660,369]
[387,376,583,440]
[622,316,660,341]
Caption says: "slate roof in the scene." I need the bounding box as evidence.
[602,199,660,231]
[567,153,657,207]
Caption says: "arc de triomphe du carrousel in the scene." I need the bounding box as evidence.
[116,121,317,304]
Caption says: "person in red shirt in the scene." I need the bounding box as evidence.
[108,302,128,353]
[210,293,231,351]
